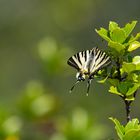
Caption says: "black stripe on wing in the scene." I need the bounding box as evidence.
[67,50,91,71]
[67,56,80,70]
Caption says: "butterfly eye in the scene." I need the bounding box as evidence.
[77,73,85,81]
[78,76,85,81]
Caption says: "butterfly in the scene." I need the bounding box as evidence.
[67,47,111,96]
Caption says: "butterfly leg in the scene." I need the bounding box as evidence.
[69,80,80,93]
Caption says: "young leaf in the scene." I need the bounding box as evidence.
[125,119,140,132]
[110,118,140,140]
[109,86,123,96]
[124,129,140,140]
[95,28,111,42]
[109,21,119,31]
[122,62,136,73]
[109,117,124,140]
[128,33,140,44]
[126,84,139,96]
[127,73,138,82]
[123,21,137,38]
[125,95,135,101]
[117,82,133,95]
[133,56,140,65]
[107,79,119,86]
[128,41,140,52]
[97,76,108,83]
[124,119,140,139]
[108,40,125,52]
[110,28,126,43]
[133,56,140,70]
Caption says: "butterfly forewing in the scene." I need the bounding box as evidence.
[67,50,92,71]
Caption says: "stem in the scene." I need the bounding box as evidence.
[116,57,133,123]
[115,57,138,123]
[122,90,137,123]
[124,99,132,122]
[116,58,121,81]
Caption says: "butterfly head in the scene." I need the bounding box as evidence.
[76,72,86,81]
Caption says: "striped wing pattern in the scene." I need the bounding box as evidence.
[89,48,111,74]
[67,50,92,71]
[67,48,111,74]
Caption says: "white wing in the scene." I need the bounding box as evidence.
[67,50,92,72]
[89,48,111,74]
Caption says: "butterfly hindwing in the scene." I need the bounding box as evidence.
[89,48,111,75]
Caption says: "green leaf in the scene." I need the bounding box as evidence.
[110,28,126,43]
[126,84,139,96]
[137,75,140,83]
[133,56,140,70]
[109,21,119,31]
[97,76,108,83]
[109,86,123,96]
[122,62,136,73]
[132,73,139,82]
[109,117,124,140]
[95,28,111,42]
[123,21,137,38]
[108,79,119,86]
[125,119,140,132]
[133,56,140,65]
[127,73,138,82]
[122,56,140,73]
[110,118,140,140]
[128,33,140,44]
[125,95,135,101]
[108,40,125,52]
[136,64,140,71]
[128,41,140,52]
[127,55,133,62]
[124,129,140,140]
[117,82,133,95]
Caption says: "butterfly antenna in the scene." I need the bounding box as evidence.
[69,80,80,93]
[86,79,92,96]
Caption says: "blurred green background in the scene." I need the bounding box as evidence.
[0,0,140,139]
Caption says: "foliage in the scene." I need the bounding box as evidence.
[96,21,140,139]
[96,21,140,100]
[110,118,140,140]
[96,21,140,53]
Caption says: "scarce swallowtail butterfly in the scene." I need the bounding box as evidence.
[67,47,111,96]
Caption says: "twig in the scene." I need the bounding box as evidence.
[116,57,133,123]
[124,99,132,122]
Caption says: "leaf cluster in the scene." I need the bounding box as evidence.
[96,21,140,139]
[96,21,140,101]
[110,118,140,140]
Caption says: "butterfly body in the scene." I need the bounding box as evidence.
[67,47,111,95]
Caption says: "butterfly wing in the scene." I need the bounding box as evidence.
[67,50,92,72]
[89,48,111,75]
